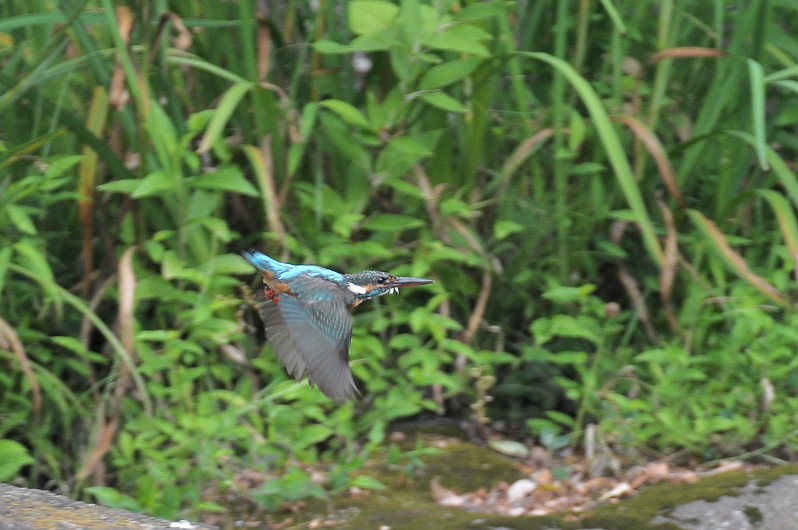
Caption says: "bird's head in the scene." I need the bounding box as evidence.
[343,270,434,304]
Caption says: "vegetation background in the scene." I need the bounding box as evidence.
[3,0,798,523]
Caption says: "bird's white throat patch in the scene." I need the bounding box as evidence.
[347,282,367,295]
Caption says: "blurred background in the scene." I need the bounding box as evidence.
[2,0,798,524]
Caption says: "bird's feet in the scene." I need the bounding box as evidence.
[264,288,280,305]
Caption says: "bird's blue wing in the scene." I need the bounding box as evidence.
[256,275,358,400]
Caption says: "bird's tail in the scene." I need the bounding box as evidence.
[242,250,290,275]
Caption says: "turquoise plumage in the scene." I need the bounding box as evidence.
[243,251,433,400]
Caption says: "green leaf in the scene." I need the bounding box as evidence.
[390,45,413,81]
[192,217,235,243]
[146,103,179,169]
[294,424,334,449]
[97,179,140,193]
[13,241,53,283]
[596,240,628,258]
[299,102,318,142]
[349,32,395,52]
[191,166,258,196]
[350,474,387,490]
[313,40,352,54]
[388,135,434,157]
[0,440,34,481]
[5,204,36,234]
[367,419,386,445]
[332,213,365,238]
[319,99,372,130]
[571,162,605,175]
[0,246,11,296]
[493,220,524,240]
[549,351,589,365]
[317,113,372,172]
[419,91,467,113]
[256,468,326,503]
[531,315,601,346]
[384,177,426,199]
[131,170,173,198]
[440,197,471,216]
[545,410,577,429]
[635,348,674,363]
[44,154,83,179]
[426,25,491,56]
[51,336,90,357]
[362,213,425,232]
[288,103,318,174]
[541,284,595,303]
[399,0,424,46]
[444,22,493,42]
[348,1,400,35]
[195,501,226,513]
[455,2,504,20]
[419,57,482,90]
[85,487,143,512]
[197,81,255,153]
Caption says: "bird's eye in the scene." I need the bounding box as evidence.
[377,276,389,285]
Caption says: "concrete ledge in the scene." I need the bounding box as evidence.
[651,474,798,529]
[0,484,217,530]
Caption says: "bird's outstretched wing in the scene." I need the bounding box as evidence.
[256,275,358,401]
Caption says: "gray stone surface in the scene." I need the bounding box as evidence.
[0,484,217,530]
[651,474,798,530]
[5,474,798,529]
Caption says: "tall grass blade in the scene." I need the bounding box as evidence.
[520,51,664,266]
[240,143,287,256]
[613,115,685,208]
[687,210,789,308]
[0,316,41,421]
[197,81,255,153]
[746,59,767,170]
[8,264,153,416]
[757,190,798,285]
[723,130,798,209]
[79,86,109,295]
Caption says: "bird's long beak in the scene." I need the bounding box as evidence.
[391,276,435,288]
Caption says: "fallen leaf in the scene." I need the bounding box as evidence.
[506,479,537,502]
[430,476,467,507]
[535,467,553,486]
[597,482,632,502]
[488,439,530,458]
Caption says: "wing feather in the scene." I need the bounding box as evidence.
[257,293,308,380]
[256,277,358,400]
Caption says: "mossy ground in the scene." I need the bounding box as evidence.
[266,433,798,530]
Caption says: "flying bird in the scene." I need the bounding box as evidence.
[243,250,433,400]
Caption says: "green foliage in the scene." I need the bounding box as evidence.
[605,287,798,458]
[520,281,798,460]
[0,440,35,482]
[3,0,798,523]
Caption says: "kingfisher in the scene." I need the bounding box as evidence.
[242,250,434,400]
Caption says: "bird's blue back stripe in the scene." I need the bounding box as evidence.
[281,265,346,282]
